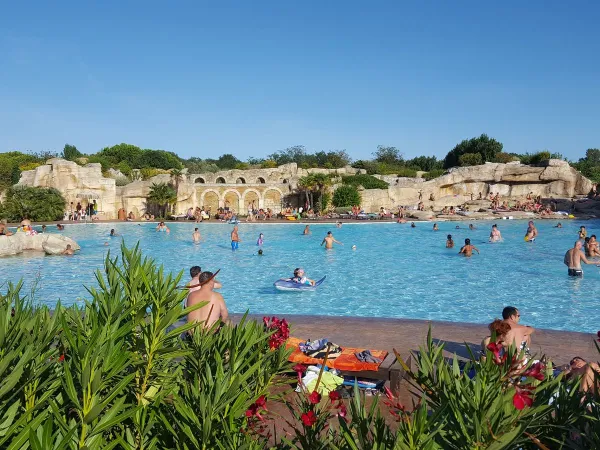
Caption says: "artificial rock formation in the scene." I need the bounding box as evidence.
[0,233,80,257]
[16,158,592,217]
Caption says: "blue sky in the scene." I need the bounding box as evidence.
[1,1,599,162]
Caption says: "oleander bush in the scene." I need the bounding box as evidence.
[1,244,599,449]
[0,185,66,222]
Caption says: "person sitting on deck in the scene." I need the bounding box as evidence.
[563,356,600,395]
[481,318,512,359]
[501,306,534,357]
[187,271,230,329]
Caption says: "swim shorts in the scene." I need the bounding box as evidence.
[231,241,239,250]
[568,268,583,277]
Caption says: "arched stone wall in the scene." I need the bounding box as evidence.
[263,188,283,212]
[194,177,205,183]
[200,189,220,212]
[215,177,226,184]
[242,189,261,210]
[236,177,246,184]
[257,177,266,183]
[222,189,242,212]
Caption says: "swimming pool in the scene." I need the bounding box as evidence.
[2,220,599,333]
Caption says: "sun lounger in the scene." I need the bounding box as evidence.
[286,337,410,395]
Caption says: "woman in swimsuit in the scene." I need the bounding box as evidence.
[257,233,264,246]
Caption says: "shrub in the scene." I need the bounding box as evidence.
[17,162,42,171]
[520,151,552,165]
[341,174,388,190]
[261,159,278,168]
[0,185,66,222]
[140,167,162,180]
[62,144,82,161]
[459,152,483,166]
[493,152,520,164]
[422,169,446,180]
[0,244,290,449]
[332,185,361,207]
[396,167,418,178]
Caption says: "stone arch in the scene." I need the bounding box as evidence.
[194,177,205,184]
[216,177,226,184]
[236,177,246,184]
[242,188,262,210]
[200,189,221,213]
[263,188,283,213]
[257,177,266,184]
[222,189,242,212]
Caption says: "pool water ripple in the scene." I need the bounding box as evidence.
[2,220,600,333]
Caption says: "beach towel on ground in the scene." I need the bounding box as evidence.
[286,337,388,372]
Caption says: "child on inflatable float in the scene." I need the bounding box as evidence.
[289,268,316,286]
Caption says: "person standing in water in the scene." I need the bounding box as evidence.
[187,272,229,329]
[525,220,538,242]
[231,225,241,250]
[446,234,454,248]
[321,231,342,249]
[489,224,502,242]
[459,238,480,257]
[303,225,311,235]
[257,233,264,246]
[192,228,201,243]
[564,241,598,277]
[433,223,439,231]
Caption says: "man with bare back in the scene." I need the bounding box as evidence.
[564,241,598,277]
[187,271,229,329]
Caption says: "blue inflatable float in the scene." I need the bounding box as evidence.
[274,276,326,292]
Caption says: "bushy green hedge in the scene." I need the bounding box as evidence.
[332,185,361,207]
[341,174,388,189]
[396,167,418,178]
[0,185,66,222]
[422,169,446,180]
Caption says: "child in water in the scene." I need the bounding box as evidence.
[446,234,454,248]
[290,268,315,286]
[257,233,264,246]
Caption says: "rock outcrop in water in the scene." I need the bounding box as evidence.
[0,234,80,257]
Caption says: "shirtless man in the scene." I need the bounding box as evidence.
[186,266,222,306]
[525,220,538,242]
[446,234,454,248]
[192,227,201,243]
[489,224,502,242]
[187,271,229,329]
[231,225,241,250]
[459,238,479,257]
[303,225,311,235]
[0,220,13,236]
[502,306,534,352]
[62,244,74,255]
[321,231,342,249]
[564,241,598,277]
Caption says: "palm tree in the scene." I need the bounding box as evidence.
[311,173,332,212]
[169,168,185,212]
[297,175,317,210]
[147,182,177,218]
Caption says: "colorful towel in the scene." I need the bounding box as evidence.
[286,337,388,372]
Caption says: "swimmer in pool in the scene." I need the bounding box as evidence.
[525,220,537,242]
[62,244,74,255]
[303,225,311,235]
[336,221,342,228]
[156,222,170,233]
[257,233,264,246]
[289,268,315,286]
[258,249,264,256]
[411,222,416,228]
[193,228,201,243]
[564,241,599,277]
[231,225,241,250]
[110,228,119,237]
[321,231,342,249]
[469,224,476,230]
[555,222,562,228]
[455,225,460,229]
[459,238,479,257]
[489,224,502,242]
[433,223,439,231]
[446,234,454,248]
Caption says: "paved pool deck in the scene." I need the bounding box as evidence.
[234,313,600,365]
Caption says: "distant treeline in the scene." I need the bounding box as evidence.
[1,135,600,188]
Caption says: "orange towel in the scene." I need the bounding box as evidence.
[286,337,388,372]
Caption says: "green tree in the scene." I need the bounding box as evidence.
[62,144,82,161]
[341,174,388,190]
[147,182,176,218]
[332,185,361,207]
[216,154,241,169]
[458,152,483,166]
[297,175,318,210]
[373,146,404,165]
[0,186,66,222]
[444,134,503,169]
[405,155,442,172]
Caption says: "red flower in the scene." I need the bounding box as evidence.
[522,362,545,381]
[513,388,533,410]
[329,391,341,401]
[254,395,267,409]
[301,410,317,427]
[338,403,347,418]
[486,342,506,364]
[293,364,306,375]
[58,354,65,362]
[308,391,321,404]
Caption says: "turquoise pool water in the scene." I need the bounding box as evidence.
[2,220,599,333]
